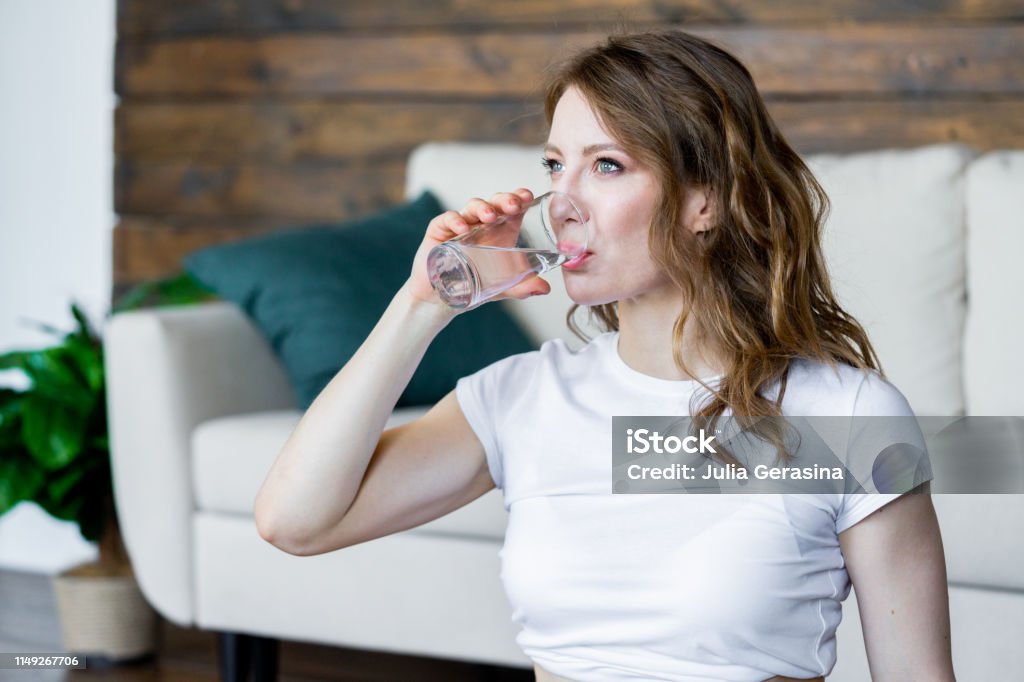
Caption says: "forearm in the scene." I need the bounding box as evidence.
[253,280,454,545]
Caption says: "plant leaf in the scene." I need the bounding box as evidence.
[0,302,112,541]
[18,347,94,406]
[36,485,84,524]
[154,272,218,306]
[62,333,104,394]
[110,280,160,313]
[0,349,34,372]
[45,463,88,504]
[111,271,218,314]
[0,450,46,515]
[70,302,95,340]
[0,391,24,450]
[21,395,88,470]
[15,317,65,338]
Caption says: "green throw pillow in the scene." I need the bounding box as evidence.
[183,191,536,409]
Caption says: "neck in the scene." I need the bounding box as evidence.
[616,292,725,381]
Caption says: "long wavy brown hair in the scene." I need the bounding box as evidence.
[544,30,883,457]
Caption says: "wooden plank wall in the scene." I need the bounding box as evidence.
[113,0,1024,296]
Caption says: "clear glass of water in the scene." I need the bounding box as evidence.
[426,191,589,309]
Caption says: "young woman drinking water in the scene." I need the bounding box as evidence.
[255,29,955,682]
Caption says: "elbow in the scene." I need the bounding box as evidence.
[253,504,286,550]
[253,496,319,557]
[255,516,320,557]
[253,508,280,547]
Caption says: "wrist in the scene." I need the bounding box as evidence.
[395,279,458,330]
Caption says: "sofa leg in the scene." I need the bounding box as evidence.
[251,635,279,682]
[218,631,251,682]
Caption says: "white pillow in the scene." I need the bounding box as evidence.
[963,150,1024,416]
[806,144,974,416]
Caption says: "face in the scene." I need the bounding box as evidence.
[544,86,677,307]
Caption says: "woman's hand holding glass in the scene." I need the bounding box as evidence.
[406,189,554,311]
[414,189,588,310]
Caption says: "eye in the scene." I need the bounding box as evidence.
[541,157,564,174]
[596,157,623,174]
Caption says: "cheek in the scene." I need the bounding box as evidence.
[607,197,653,235]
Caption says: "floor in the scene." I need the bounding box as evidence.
[0,568,535,681]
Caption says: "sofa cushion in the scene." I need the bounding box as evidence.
[964,150,1024,416]
[931,494,1024,591]
[193,515,528,666]
[807,145,974,417]
[183,191,536,409]
[191,407,509,541]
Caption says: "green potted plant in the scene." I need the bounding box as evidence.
[0,273,216,662]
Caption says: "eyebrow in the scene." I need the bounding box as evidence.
[543,143,626,156]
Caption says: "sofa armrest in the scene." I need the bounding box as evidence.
[104,302,294,625]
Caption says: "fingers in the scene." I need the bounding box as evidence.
[464,189,532,222]
[424,209,474,242]
[488,188,534,215]
[499,274,551,301]
[463,197,503,225]
[425,189,536,243]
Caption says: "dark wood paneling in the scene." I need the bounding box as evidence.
[117,0,1024,36]
[115,160,405,219]
[116,26,1024,98]
[112,94,1024,283]
[770,98,1024,153]
[115,100,546,163]
[112,0,1024,294]
[116,98,1024,164]
[114,86,1024,282]
[113,216,296,281]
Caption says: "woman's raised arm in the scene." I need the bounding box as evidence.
[253,190,541,556]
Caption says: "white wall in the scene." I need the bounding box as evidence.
[0,0,116,574]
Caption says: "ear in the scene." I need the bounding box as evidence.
[682,185,715,236]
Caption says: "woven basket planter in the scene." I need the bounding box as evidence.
[52,561,157,661]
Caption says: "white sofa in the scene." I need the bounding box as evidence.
[105,142,1024,680]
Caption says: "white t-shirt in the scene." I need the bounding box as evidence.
[455,331,930,682]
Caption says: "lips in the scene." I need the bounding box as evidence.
[562,251,593,271]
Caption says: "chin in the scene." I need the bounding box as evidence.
[563,277,618,307]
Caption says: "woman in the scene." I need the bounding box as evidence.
[255,30,954,681]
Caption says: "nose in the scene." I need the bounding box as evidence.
[548,170,590,222]
[546,191,589,254]
[549,192,589,226]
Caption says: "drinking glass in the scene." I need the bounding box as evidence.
[426,191,588,309]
